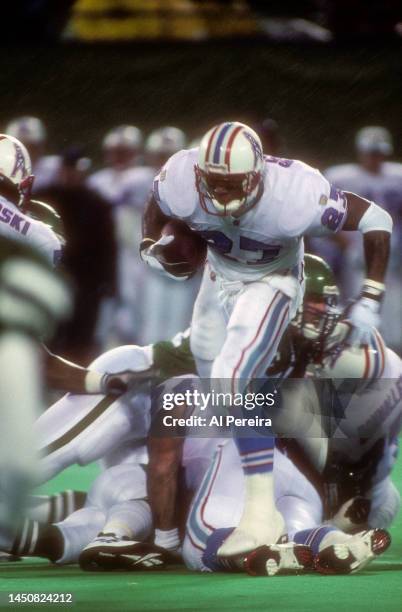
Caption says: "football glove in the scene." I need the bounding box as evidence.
[140,236,193,281]
[343,296,380,346]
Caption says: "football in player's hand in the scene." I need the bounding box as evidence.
[157,220,207,277]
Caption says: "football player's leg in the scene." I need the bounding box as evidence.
[274,444,323,539]
[369,437,400,528]
[216,280,301,555]
[0,333,42,550]
[305,527,391,575]
[36,386,149,484]
[240,444,321,576]
[183,440,312,576]
[183,441,245,572]
[4,506,104,564]
[79,463,153,571]
[369,476,401,529]
[26,491,87,524]
[190,265,227,378]
[274,448,392,575]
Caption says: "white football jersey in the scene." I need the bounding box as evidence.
[153,149,347,281]
[0,195,61,265]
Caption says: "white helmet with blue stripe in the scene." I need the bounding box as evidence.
[0,134,34,206]
[195,121,264,216]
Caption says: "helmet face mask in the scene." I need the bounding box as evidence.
[294,296,340,350]
[195,166,262,216]
[195,122,264,217]
[292,254,340,353]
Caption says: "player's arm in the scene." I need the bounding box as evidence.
[142,193,171,242]
[306,177,392,345]
[147,429,184,554]
[44,348,156,395]
[339,191,392,344]
[141,193,196,281]
[341,192,391,285]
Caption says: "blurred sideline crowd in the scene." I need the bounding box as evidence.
[9,1,402,43]
[5,116,402,364]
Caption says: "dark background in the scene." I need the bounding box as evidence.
[1,40,400,168]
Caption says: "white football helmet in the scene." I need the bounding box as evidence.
[145,126,186,156]
[0,134,34,206]
[102,125,143,150]
[316,324,387,382]
[355,126,393,156]
[5,116,46,145]
[195,121,264,216]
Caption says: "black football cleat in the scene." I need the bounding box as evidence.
[244,543,314,577]
[314,528,391,575]
[79,533,169,572]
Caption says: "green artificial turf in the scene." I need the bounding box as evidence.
[1,457,401,611]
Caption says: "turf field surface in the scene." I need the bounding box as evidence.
[0,459,401,611]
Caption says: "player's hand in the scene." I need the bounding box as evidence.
[140,236,192,281]
[343,297,380,345]
[100,367,159,396]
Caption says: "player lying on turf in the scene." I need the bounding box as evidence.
[180,256,401,575]
[0,330,197,563]
[141,120,393,555]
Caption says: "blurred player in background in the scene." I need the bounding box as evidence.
[5,116,61,193]
[142,120,393,555]
[322,126,402,353]
[139,127,201,345]
[0,132,71,552]
[88,125,153,345]
[36,146,117,364]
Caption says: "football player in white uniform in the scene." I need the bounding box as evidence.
[0,134,62,265]
[141,121,393,554]
[0,133,71,552]
[139,126,201,346]
[5,116,61,193]
[87,125,153,345]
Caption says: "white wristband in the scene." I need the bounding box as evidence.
[362,278,385,300]
[84,370,104,393]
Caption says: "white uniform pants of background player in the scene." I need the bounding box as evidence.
[182,440,399,571]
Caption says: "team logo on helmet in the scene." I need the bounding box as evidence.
[11,142,27,179]
[244,132,263,165]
